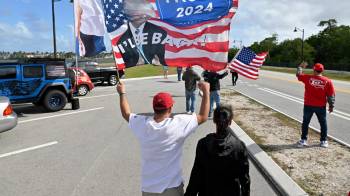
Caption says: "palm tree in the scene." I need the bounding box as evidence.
[318,19,337,31]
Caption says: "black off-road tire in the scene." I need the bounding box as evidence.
[43,90,67,112]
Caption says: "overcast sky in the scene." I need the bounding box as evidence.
[0,0,349,52]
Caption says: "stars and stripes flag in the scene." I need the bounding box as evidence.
[228,47,268,80]
[102,0,239,71]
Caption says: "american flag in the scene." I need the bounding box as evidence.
[102,0,128,69]
[103,0,238,71]
[228,47,268,80]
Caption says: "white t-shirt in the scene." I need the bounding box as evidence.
[78,0,105,36]
[129,113,198,193]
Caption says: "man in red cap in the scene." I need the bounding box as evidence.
[296,62,335,148]
[116,81,210,196]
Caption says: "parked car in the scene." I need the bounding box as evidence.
[66,60,118,86]
[0,58,77,112]
[68,67,94,96]
[0,96,17,133]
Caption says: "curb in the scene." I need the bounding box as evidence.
[230,122,308,196]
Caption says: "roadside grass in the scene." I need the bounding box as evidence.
[125,64,177,78]
[100,63,177,78]
[223,89,350,195]
[262,66,350,82]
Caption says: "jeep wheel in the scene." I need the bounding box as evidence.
[108,74,117,86]
[43,90,67,112]
[77,85,89,96]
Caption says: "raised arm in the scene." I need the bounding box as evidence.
[116,82,131,122]
[196,81,210,125]
[296,61,307,76]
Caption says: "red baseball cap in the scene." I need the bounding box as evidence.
[153,92,174,110]
[313,63,324,72]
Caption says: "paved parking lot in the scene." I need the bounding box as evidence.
[0,76,276,196]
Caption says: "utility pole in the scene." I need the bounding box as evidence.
[294,27,305,61]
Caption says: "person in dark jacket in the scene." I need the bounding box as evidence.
[185,104,250,196]
[182,67,201,114]
[202,70,228,117]
[231,70,239,86]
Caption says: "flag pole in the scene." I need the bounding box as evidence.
[111,42,121,84]
[72,0,79,92]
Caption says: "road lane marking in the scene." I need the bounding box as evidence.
[79,93,117,100]
[262,75,350,94]
[235,90,350,148]
[261,88,350,118]
[18,107,104,124]
[259,88,350,121]
[0,141,58,159]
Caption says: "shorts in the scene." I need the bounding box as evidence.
[163,66,169,71]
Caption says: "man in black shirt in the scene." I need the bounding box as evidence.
[185,104,250,196]
[182,67,201,114]
[202,70,228,117]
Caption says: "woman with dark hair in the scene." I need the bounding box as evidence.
[185,104,250,196]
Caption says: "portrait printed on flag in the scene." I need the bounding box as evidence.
[74,0,106,57]
[117,0,168,67]
[103,0,239,71]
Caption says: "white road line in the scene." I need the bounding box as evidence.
[235,90,350,148]
[259,88,350,121]
[79,93,116,100]
[0,141,58,159]
[261,87,350,119]
[18,107,104,124]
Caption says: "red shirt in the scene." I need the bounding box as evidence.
[297,74,335,107]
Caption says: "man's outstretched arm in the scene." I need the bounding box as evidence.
[196,81,210,125]
[117,82,131,122]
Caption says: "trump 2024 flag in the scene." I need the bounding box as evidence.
[102,0,238,71]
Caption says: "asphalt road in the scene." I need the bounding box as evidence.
[222,70,350,145]
[0,77,277,196]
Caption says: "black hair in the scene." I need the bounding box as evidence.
[213,104,234,134]
[154,108,170,115]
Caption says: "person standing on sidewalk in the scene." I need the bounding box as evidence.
[185,104,250,196]
[182,67,201,114]
[202,70,228,117]
[296,62,335,148]
[116,81,210,196]
[177,67,183,81]
[230,70,239,86]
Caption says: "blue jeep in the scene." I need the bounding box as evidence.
[0,58,75,112]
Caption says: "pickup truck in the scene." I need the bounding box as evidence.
[0,58,77,112]
[66,61,118,86]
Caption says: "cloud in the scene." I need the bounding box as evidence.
[230,0,350,47]
[22,12,51,32]
[0,22,33,40]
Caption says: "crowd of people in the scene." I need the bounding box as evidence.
[115,62,335,196]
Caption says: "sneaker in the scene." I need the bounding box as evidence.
[186,111,192,115]
[208,113,212,117]
[297,139,308,148]
[320,141,329,148]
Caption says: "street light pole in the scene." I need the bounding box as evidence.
[52,0,57,58]
[294,27,305,61]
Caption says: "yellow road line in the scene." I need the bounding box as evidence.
[262,75,350,94]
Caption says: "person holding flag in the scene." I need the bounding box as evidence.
[296,62,335,148]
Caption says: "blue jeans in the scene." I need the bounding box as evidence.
[185,90,197,112]
[301,105,328,141]
[177,69,182,81]
[209,90,220,114]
